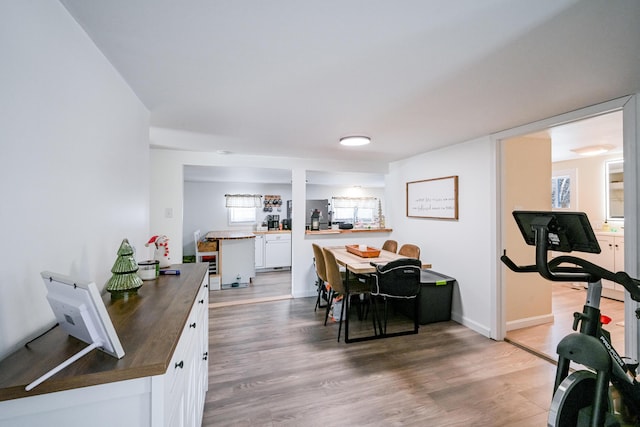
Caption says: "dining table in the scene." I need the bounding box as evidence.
[326,245,432,343]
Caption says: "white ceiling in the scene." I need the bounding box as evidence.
[543,110,623,163]
[60,0,639,168]
[183,165,386,187]
[182,109,623,185]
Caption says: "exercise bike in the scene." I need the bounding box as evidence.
[501,211,640,427]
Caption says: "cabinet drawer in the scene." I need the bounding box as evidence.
[265,233,291,242]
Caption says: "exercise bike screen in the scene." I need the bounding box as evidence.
[512,211,601,254]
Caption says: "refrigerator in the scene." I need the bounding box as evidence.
[305,199,330,230]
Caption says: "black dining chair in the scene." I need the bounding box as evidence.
[370,258,422,337]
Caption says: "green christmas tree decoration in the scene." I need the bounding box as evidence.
[106,238,143,297]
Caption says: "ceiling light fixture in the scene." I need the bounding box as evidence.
[570,144,614,157]
[339,135,371,147]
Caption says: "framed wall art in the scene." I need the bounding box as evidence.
[406,175,458,220]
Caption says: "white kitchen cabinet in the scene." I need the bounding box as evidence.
[164,273,209,427]
[579,233,624,301]
[264,233,291,268]
[0,263,209,427]
[254,234,265,268]
[219,237,256,287]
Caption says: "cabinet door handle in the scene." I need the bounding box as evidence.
[175,361,184,369]
[199,299,205,304]
[190,322,197,328]
[203,352,208,361]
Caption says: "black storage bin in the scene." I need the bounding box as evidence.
[395,270,455,324]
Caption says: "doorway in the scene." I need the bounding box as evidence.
[183,165,294,305]
[499,108,627,361]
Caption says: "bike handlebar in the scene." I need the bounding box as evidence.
[501,250,640,303]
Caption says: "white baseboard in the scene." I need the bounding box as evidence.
[506,313,554,331]
[451,312,491,338]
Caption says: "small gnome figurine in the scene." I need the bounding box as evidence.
[146,235,171,268]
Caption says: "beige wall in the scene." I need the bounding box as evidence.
[503,136,552,328]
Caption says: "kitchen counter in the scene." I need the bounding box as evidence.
[253,230,291,235]
[204,231,255,288]
[305,228,393,235]
[595,230,624,237]
[204,230,256,240]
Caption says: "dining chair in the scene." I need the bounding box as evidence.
[398,243,420,260]
[370,258,422,337]
[194,229,218,274]
[381,239,398,253]
[312,243,331,313]
[322,247,372,342]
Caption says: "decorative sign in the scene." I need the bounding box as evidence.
[406,176,458,220]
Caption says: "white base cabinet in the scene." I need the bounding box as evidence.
[0,264,209,427]
[254,234,265,268]
[161,274,209,427]
[579,232,624,301]
[220,238,255,286]
[254,233,291,269]
[264,233,291,268]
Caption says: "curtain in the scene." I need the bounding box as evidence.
[332,197,378,209]
[225,194,262,208]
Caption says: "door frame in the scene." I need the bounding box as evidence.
[491,95,639,358]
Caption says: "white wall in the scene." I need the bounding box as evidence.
[182,180,384,257]
[553,153,625,230]
[149,140,389,299]
[0,2,149,359]
[151,132,495,334]
[387,137,495,337]
[183,181,292,255]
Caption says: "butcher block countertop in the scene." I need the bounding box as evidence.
[204,231,256,240]
[305,228,393,235]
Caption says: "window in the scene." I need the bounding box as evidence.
[551,169,576,210]
[225,194,261,224]
[332,197,378,225]
[228,207,256,223]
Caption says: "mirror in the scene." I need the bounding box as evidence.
[606,159,624,220]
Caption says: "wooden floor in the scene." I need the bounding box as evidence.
[204,271,557,426]
[203,273,627,426]
[210,270,292,308]
[506,283,625,362]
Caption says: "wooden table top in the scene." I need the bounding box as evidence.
[327,246,432,274]
[0,263,208,402]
